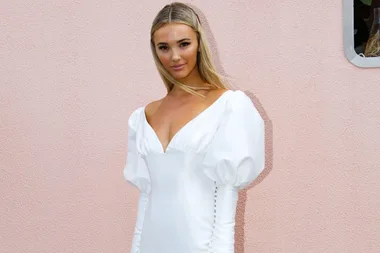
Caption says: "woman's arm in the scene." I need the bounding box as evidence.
[208,184,239,253]
[130,192,149,253]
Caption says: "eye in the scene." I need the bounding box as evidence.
[158,45,168,51]
[180,42,190,48]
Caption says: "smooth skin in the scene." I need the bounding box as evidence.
[146,23,229,152]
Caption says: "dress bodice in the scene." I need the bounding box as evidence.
[123,89,265,253]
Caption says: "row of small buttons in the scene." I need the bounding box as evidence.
[208,181,218,251]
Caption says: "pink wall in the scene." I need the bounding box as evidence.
[1,1,380,252]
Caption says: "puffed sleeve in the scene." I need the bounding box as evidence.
[123,109,151,194]
[123,109,151,253]
[202,90,265,190]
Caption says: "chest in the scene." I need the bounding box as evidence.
[141,100,227,155]
[148,100,211,143]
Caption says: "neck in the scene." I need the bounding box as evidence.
[170,82,212,95]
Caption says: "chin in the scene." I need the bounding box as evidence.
[169,71,189,79]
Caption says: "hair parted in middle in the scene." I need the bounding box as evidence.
[150,2,231,98]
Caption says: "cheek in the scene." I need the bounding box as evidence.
[176,49,197,67]
[184,46,198,59]
[156,52,171,66]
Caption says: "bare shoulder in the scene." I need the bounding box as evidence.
[206,88,231,101]
[144,98,164,119]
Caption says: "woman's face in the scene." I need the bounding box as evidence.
[152,23,199,81]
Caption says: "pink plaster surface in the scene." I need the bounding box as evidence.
[1,1,380,252]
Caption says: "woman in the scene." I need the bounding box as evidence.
[123,2,265,252]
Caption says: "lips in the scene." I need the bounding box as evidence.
[171,64,185,70]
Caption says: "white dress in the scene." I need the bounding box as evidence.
[123,89,265,253]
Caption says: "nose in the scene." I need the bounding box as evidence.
[171,48,181,62]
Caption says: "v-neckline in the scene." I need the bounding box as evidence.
[142,89,232,154]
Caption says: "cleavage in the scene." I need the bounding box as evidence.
[147,99,207,152]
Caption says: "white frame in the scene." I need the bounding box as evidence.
[343,0,380,68]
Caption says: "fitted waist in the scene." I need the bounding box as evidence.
[144,152,204,189]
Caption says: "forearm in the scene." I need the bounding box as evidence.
[209,184,239,253]
[130,192,149,253]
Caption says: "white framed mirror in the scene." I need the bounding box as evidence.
[343,0,380,68]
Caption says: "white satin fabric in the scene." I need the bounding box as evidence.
[123,89,265,253]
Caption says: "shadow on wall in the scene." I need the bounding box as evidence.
[235,90,272,253]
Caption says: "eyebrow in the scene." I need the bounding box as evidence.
[156,38,191,46]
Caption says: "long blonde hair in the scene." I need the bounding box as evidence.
[150,2,230,98]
